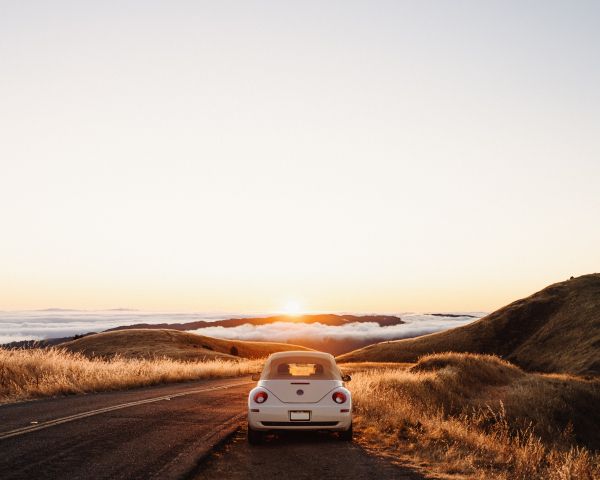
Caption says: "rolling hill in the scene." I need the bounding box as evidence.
[338,274,600,376]
[59,329,311,361]
[98,314,406,356]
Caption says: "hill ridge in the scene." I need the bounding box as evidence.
[338,274,600,376]
[59,328,312,361]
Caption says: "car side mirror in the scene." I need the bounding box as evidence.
[342,374,352,382]
[251,373,261,381]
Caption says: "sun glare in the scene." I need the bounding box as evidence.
[282,301,303,317]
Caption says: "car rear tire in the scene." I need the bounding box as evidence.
[339,423,353,441]
[247,424,264,445]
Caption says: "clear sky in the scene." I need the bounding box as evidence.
[1,1,599,313]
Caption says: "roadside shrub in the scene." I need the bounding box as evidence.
[349,353,600,479]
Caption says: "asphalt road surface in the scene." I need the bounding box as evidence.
[1,379,430,480]
[0,378,252,480]
[194,426,429,480]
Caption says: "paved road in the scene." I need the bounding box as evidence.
[0,378,253,480]
[194,425,430,480]
[0,379,431,480]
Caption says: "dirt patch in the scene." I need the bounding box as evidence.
[193,425,432,480]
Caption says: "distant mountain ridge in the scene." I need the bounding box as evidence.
[105,313,404,332]
[338,274,600,376]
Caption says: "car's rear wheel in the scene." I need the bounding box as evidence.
[247,424,264,445]
[339,423,353,441]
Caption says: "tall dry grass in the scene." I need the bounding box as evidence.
[349,353,600,480]
[0,347,261,404]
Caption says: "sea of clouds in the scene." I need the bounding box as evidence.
[0,310,485,345]
[190,313,484,344]
[0,310,253,344]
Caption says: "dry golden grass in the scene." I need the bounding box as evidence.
[60,329,311,361]
[0,347,261,405]
[339,361,414,374]
[350,353,600,480]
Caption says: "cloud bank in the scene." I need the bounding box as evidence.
[192,313,481,344]
[0,310,483,346]
[0,310,252,344]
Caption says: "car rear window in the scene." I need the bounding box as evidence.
[282,363,320,377]
[263,356,341,380]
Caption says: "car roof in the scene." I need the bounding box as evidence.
[260,350,341,380]
[267,351,334,360]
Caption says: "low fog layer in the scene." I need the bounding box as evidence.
[0,311,483,348]
[0,310,253,344]
[191,314,482,354]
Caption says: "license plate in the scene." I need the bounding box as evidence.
[289,410,310,421]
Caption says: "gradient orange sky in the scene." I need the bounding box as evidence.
[1,2,599,313]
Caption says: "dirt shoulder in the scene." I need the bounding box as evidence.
[193,425,435,480]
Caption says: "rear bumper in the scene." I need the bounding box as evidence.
[248,404,352,431]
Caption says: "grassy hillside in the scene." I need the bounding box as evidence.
[351,353,600,479]
[60,329,311,361]
[338,274,600,375]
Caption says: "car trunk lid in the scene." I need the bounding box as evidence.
[261,380,339,403]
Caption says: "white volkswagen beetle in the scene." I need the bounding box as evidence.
[247,351,352,444]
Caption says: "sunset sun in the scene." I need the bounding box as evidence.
[282,301,303,317]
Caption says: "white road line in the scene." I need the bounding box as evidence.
[0,380,252,441]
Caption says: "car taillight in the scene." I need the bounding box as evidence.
[254,391,268,403]
[332,391,346,404]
